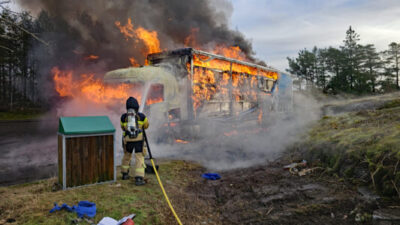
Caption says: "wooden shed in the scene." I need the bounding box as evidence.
[58,116,116,189]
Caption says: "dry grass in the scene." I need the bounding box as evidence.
[0,160,206,225]
[299,97,400,197]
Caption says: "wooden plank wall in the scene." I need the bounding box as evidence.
[65,135,114,188]
[58,135,63,185]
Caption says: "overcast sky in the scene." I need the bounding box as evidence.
[230,0,400,70]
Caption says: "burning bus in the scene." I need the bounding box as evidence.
[104,48,293,141]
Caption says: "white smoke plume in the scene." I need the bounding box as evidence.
[150,92,321,170]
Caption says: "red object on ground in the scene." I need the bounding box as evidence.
[121,218,134,225]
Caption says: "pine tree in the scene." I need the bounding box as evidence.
[361,44,382,93]
[286,48,318,90]
[316,48,329,90]
[385,42,400,89]
[325,47,345,94]
[340,26,364,92]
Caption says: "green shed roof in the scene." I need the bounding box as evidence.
[59,116,115,135]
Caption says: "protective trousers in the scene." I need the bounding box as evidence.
[121,141,147,178]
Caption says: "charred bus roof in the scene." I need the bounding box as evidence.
[147,47,279,75]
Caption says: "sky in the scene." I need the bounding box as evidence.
[4,0,400,71]
[229,0,400,70]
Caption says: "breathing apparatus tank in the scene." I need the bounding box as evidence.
[126,97,141,139]
[127,108,141,138]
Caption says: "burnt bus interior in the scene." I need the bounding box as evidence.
[146,48,280,123]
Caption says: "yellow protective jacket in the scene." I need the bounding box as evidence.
[120,112,149,143]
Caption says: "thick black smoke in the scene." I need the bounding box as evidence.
[17,0,258,72]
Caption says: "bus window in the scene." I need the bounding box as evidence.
[146,84,164,105]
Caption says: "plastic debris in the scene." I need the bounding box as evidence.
[97,214,136,225]
[202,173,221,180]
[283,160,324,176]
[373,208,400,221]
[283,160,307,170]
[49,201,96,218]
[298,168,314,176]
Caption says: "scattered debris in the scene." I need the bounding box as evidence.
[355,212,372,222]
[284,160,323,176]
[355,213,362,222]
[373,208,400,221]
[298,167,323,176]
[283,160,307,170]
[357,186,380,202]
[202,173,221,180]
[49,201,96,218]
[266,207,274,216]
[97,214,136,225]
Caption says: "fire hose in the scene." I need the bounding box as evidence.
[143,130,183,225]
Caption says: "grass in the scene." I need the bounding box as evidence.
[0,160,203,225]
[0,110,44,121]
[297,98,400,197]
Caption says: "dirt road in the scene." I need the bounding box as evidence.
[0,120,58,186]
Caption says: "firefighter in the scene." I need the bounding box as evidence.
[120,97,149,186]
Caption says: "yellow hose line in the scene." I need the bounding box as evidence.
[150,159,183,225]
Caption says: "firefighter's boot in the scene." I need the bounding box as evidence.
[122,172,130,180]
[135,176,145,186]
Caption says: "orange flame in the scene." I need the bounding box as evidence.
[129,57,140,67]
[192,67,217,110]
[214,46,247,61]
[52,67,163,106]
[192,52,278,79]
[53,67,73,97]
[52,67,133,104]
[224,130,238,137]
[84,55,99,60]
[163,122,178,127]
[258,109,263,124]
[187,45,278,113]
[175,139,189,144]
[134,26,161,55]
[114,19,135,40]
[115,18,162,66]
[146,96,163,105]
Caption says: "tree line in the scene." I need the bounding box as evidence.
[0,7,43,111]
[287,26,400,94]
[0,5,61,111]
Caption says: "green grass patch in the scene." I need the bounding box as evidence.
[0,110,44,121]
[378,99,400,110]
